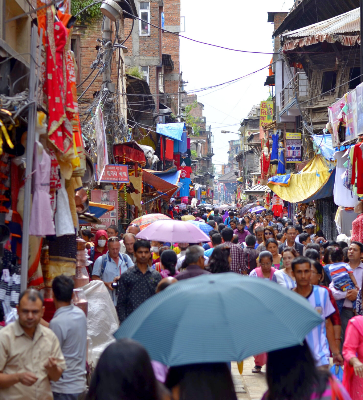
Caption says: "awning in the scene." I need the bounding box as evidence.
[301,169,336,203]
[145,169,181,186]
[156,123,185,141]
[142,170,179,199]
[267,155,334,203]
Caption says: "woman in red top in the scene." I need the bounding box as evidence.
[89,229,108,263]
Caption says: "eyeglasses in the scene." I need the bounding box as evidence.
[108,237,119,243]
[264,231,273,236]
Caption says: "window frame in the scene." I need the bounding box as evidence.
[139,2,150,36]
[141,66,149,84]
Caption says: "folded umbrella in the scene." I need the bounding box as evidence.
[136,220,210,243]
[114,273,323,366]
[187,220,214,235]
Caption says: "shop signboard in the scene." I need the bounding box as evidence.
[91,190,119,227]
[260,101,273,127]
[94,164,129,183]
[285,132,302,163]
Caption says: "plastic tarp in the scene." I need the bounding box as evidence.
[267,155,333,203]
[156,123,185,141]
[312,134,335,161]
[301,169,336,203]
[145,170,181,186]
[82,281,119,364]
[142,169,179,199]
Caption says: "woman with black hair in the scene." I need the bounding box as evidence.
[160,250,179,278]
[86,339,161,400]
[262,341,349,400]
[165,363,237,400]
[208,244,231,274]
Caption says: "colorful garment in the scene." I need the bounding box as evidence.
[270,132,279,163]
[329,262,355,292]
[274,269,296,289]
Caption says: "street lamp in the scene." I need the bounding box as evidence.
[100,0,124,21]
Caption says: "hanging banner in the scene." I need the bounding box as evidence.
[260,101,273,127]
[94,164,129,183]
[285,132,302,163]
[95,105,109,184]
[91,190,119,227]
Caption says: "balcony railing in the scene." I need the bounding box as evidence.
[280,72,308,111]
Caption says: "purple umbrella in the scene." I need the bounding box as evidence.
[248,206,266,214]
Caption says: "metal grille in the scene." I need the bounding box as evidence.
[316,197,338,241]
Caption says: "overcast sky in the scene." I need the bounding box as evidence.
[180,0,294,172]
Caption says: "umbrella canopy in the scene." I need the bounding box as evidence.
[131,214,171,231]
[248,206,266,214]
[114,273,322,366]
[197,203,213,208]
[187,220,214,235]
[136,220,210,243]
[240,203,257,215]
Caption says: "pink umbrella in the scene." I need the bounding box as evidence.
[136,220,210,243]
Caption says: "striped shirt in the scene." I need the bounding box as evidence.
[274,269,296,290]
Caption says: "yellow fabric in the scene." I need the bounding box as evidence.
[127,175,142,209]
[267,156,333,203]
[181,215,195,221]
[237,361,244,375]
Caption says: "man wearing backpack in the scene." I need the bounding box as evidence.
[92,237,134,306]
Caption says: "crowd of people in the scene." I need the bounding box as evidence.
[2,206,363,399]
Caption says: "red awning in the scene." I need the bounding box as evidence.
[142,170,178,199]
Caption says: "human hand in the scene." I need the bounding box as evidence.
[18,372,38,386]
[333,353,344,366]
[44,357,58,375]
[113,276,120,283]
[353,359,363,378]
[347,289,358,301]
[105,282,114,291]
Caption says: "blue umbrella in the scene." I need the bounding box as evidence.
[187,220,214,235]
[114,273,322,366]
[249,206,266,214]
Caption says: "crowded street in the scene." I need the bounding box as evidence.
[2,0,363,399]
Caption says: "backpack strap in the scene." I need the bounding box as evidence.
[90,247,95,262]
[100,254,108,279]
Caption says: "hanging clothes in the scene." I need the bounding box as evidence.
[334,150,358,207]
[179,178,191,197]
[277,147,285,174]
[165,139,174,161]
[351,143,363,195]
[179,130,187,153]
[174,139,179,153]
[29,142,56,236]
[55,177,75,237]
[270,132,279,164]
[351,214,363,243]
[260,152,270,179]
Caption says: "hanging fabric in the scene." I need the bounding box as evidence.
[277,147,286,174]
[165,139,174,161]
[270,131,279,164]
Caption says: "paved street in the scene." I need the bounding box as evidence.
[232,358,267,400]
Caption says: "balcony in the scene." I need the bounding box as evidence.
[279,72,308,115]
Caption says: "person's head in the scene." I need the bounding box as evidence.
[255,226,264,243]
[156,277,178,293]
[127,224,140,235]
[208,244,231,274]
[263,226,276,243]
[266,213,273,222]
[160,250,178,276]
[281,247,297,270]
[244,215,250,224]
[17,289,44,333]
[123,233,136,254]
[310,260,325,286]
[322,246,334,265]
[266,238,279,257]
[306,243,320,253]
[211,233,222,248]
[230,219,238,231]
[107,224,119,238]
[214,209,220,216]
[337,241,348,250]
[134,240,151,264]
[259,251,273,273]
[299,233,311,246]
[178,243,189,251]
[181,209,187,215]
[166,363,237,400]
[245,234,256,247]
[208,229,217,240]
[348,241,363,263]
[150,241,164,254]
[291,256,311,287]
[231,234,239,244]
[285,226,297,244]
[95,230,108,249]
[305,249,320,262]
[228,211,234,218]
[330,247,344,263]
[218,223,226,233]
[52,275,74,306]
[221,228,234,243]
[276,233,283,241]
[262,218,268,227]
[305,225,315,236]
[343,247,349,263]
[236,220,245,232]
[183,246,205,269]
[208,215,214,221]
[272,224,279,236]
[81,229,94,242]
[207,220,216,229]
[266,340,327,400]
[86,339,159,400]
[108,236,121,259]
[294,224,303,234]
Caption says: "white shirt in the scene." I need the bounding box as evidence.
[305,286,335,366]
[274,269,296,290]
[176,255,209,270]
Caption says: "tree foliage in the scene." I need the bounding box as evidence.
[71,0,102,23]
[184,100,200,136]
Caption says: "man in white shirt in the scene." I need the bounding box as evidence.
[330,241,363,344]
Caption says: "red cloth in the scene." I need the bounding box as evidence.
[180,166,192,179]
[272,204,283,218]
[351,143,363,194]
[352,214,363,243]
[113,144,146,165]
[43,298,56,322]
[260,153,270,179]
[165,139,174,161]
[160,137,164,160]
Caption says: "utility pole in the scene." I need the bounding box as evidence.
[102,17,113,91]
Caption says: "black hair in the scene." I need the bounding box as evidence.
[266,340,329,400]
[291,256,311,272]
[299,233,310,244]
[207,221,216,228]
[108,225,119,234]
[81,229,94,240]
[337,241,348,249]
[208,215,215,221]
[218,223,226,232]
[214,209,220,215]
[294,224,303,233]
[281,247,298,258]
[156,279,176,293]
[351,241,363,253]
[330,247,344,263]
[311,260,330,287]
[316,230,326,239]
[239,219,246,225]
[230,219,238,225]
[285,225,295,233]
[165,363,237,400]
[306,243,320,252]
[52,275,74,303]
[259,251,273,262]
[160,250,177,276]
[134,240,151,252]
[265,238,278,249]
[86,339,159,400]
[208,229,218,238]
[343,247,349,263]
[276,233,283,240]
[19,288,44,306]
[305,249,320,262]
[229,211,234,217]
[221,228,234,242]
[208,245,231,274]
[211,233,222,246]
[231,235,239,244]
[245,234,256,247]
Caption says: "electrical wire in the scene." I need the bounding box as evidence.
[77,69,103,101]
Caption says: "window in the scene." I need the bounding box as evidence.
[349,67,361,89]
[158,70,164,93]
[139,2,150,36]
[71,36,81,85]
[141,66,149,84]
[321,71,337,94]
